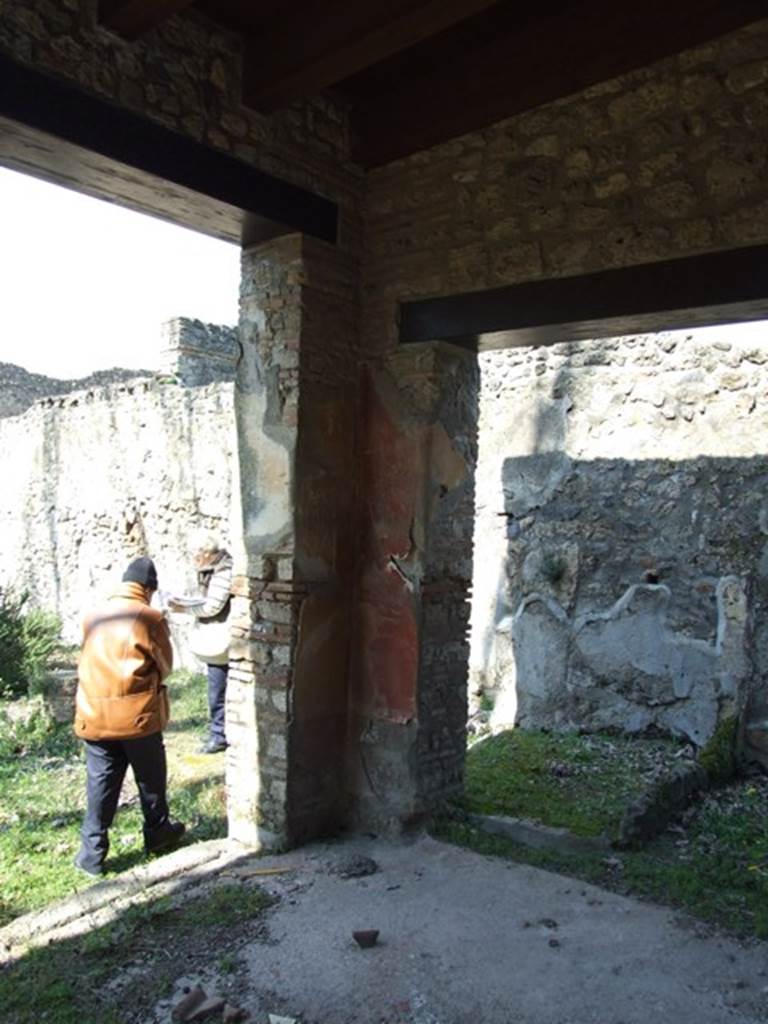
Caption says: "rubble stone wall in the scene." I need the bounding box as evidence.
[470,323,768,747]
[160,318,239,386]
[0,319,238,668]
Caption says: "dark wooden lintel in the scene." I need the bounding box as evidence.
[400,245,768,349]
[0,53,337,246]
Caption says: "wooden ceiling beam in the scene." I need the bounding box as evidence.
[0,53,337,245]
[353,0,767,166]
[98,0,196,40]
[242,0,503,113]
[400,244,768,349]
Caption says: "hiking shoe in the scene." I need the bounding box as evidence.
[74,851,104,877]
[144,819,186,856]
[199,738,227,754]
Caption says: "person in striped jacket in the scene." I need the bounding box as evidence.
[170,533,233,754]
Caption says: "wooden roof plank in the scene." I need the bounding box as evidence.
[98,0,196,40]
[242,0,502,112]
[353,0,767,166]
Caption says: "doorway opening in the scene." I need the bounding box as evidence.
[0,165,240,924]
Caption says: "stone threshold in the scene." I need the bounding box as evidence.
[0,838,263,963]
[467,812,612,857]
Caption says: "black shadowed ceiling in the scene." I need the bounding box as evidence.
[98,0,767,167]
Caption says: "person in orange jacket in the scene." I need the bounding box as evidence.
[73,556,185,876]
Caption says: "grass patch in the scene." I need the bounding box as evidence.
[0,670,226,927]
[0,881,271,1024]
[438,728,768,940]
[463,729,683,839]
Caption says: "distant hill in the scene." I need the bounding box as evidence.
[0,362,152,418]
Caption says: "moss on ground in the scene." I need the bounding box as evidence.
[698,715,738,786]
[463,729,683,839]
[440,727,768,940]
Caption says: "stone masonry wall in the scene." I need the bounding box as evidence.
[364,19,768,355]
[0,318,238,666]
[470,323,768,748]
[160,317,240,387]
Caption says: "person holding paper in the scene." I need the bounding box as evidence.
[169,533,233,754]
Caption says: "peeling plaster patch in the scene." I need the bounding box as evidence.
[428,423,469,491]
[502,451,572,516]
[388,556,416,592]
[235,388,294,550]
[386,519,423,593]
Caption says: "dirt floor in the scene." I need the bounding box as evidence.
[148,834,768,1024]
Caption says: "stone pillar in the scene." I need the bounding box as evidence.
[349,342,479,831]
[226,234,358,847]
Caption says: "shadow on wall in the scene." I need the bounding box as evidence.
[469,325,768,760]
[489,451,767,752]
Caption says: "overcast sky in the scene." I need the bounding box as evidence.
[0,167,240,380]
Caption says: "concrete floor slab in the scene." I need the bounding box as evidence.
[242,835,768,1024]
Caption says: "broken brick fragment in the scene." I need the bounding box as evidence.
[188,996,227,1020]
[223,1005,249,1023]
[171,987,206,1021]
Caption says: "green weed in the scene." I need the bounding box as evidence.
[218,951,238,974]
[0,590,61,699]
[698,715,738,785]
[0,880,270,1024]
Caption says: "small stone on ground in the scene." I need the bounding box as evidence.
[329,854,379,879]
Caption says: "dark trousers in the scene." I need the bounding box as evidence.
[79,732,169,871]
[207,662,229,744]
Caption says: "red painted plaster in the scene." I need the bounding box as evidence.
[353,368,430,720]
